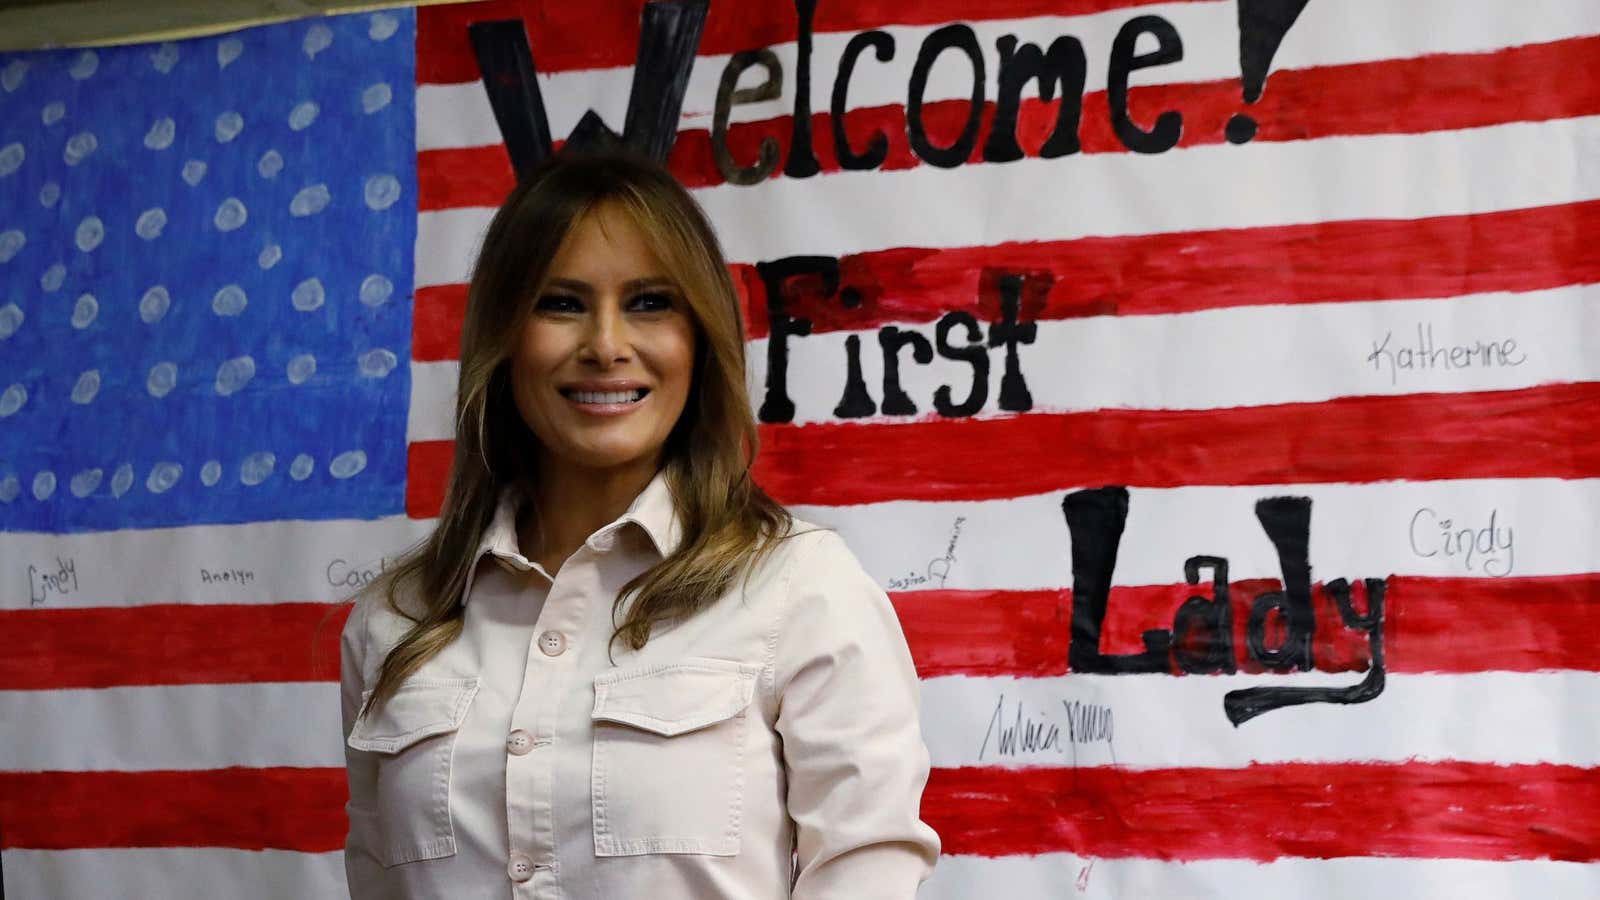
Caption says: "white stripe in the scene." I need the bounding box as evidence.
[753,287,1599,427]
[795,478,1596,589]
[8,672,1597,772]
[406,285,1600,440]
[408,358,457,443]
[920,671,1600,769]
[10,849,1594,899]
[415,115,1600,287]
[2,849,346,900]
[416,205,495,289]
[415,0,1600,150]
[697,115,1600,264]
[0,514,428,609]
[1,683,339,770]
[925,854,1600,900]
[5,478,1591,607]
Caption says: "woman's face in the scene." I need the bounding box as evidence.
[510,202,697,479]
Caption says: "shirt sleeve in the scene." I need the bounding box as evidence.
[771,530,942,899]
[340,597,397,899]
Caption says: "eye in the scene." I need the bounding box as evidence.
[629,291,676,312]
[535,293,582,313]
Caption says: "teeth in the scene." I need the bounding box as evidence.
[569,389,643,405]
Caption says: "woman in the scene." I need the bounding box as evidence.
[340,148,941,899]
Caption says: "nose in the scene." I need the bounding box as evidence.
[579,299,629,365]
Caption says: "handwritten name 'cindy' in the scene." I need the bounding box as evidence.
[1064,487,1388,726]
[27,555,78,605]
[1409,506,1514,576]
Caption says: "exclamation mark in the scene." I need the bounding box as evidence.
[1225,0,1312,144]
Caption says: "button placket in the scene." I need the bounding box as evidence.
[509,593,581,891]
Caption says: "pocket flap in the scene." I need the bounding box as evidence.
[592,658,759,737]
[347,676,480,754]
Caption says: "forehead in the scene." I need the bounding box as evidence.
[547,202,671,284]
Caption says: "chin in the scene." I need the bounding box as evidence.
[556,442,661,472]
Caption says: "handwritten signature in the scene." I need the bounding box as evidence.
[979,693,1116,768]
[888,516,965,591]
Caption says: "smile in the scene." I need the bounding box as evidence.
[560,387,650,415]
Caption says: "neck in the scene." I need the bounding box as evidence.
[519,455,662,573]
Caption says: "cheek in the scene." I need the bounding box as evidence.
[662,328,698,396]
[511,327,561,386]
[509,334,565,418]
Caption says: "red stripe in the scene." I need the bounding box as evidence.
[925,761,1600,861]
[416,0,1206,84]
[896,573,1600,679]
[0,603,349,690]
[403,383,1600,513]
[740,199,1599,338]
[413,283,471,362]
[2,574,1593,690]
[417,36,1600,207]
[407,438,455,519]
[0,768,346,851]
[753,382,1600,505]
[10,762,1597,860]
[415,197,1598,356]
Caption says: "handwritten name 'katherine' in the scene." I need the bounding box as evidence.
[1367,323,1525,385]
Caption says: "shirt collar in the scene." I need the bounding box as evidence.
[461,467,683,604]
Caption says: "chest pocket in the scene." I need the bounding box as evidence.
[347,676,480,867]
[590,657,761,857]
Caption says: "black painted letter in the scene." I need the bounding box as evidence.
[934,312,989,417]
[879,326,934,415]
[1063,487,1172,674]
[713,50,783,185]
[1106,15,1183,154]
[832,31,895,170]
[907,24,986,168]
[754,256,835,423]
[987,274,1037,412]
[469,2,709,172]
[983,34,1087,163]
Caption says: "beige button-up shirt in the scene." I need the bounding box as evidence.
[340,469,941,898]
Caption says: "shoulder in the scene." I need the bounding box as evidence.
[765,516,890,620]
[760,518,918,693]
[759,515,863,589]
[340,575,427,668]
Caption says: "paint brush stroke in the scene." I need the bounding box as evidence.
[7,761,1599,862]
[923,761,1600,861]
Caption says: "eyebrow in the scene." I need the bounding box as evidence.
[543,276,677,294]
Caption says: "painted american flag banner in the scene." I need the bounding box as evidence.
[3,0,1600,897]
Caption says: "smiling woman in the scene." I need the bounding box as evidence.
[339,148,941,899]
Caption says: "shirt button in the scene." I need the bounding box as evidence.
[507,852,535,882]
[506,729,534,756]
[537,630,567,657]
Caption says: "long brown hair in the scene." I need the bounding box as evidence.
[352,149,805,718]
